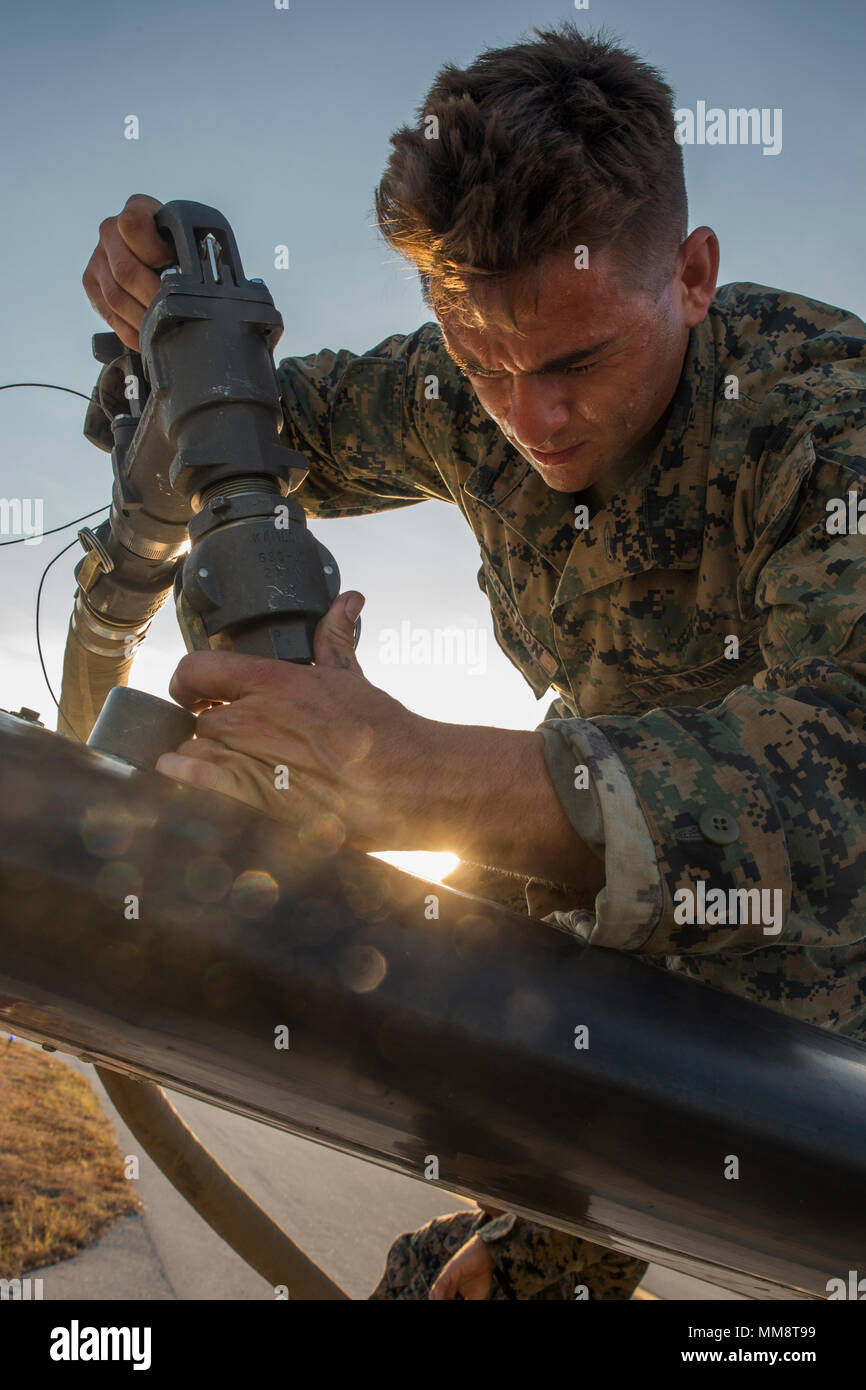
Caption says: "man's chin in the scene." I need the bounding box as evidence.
[537,470,586,493]
[514,441,604,494]
[526,457,601,494]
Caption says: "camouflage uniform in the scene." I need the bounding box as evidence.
[368,1207,642,1300]
[273,282,866,1297]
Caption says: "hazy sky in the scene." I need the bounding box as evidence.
[1,0,863,871]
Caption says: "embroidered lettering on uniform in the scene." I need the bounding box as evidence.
[626,625,764,697]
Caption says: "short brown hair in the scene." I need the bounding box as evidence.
[374,24,688,325]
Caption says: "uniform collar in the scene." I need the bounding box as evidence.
[462,314,717,602]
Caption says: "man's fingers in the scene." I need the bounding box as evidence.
[82,194,172,349]
[155,751,232,796]
[168,736,223,761]
[167,650,284,712]
[102,218,165,315]
[428,1262,490,1301]
[116,194,175,269]
[85,244,151,336]
[428,1265,458,1300]
[81,267,142,351]
[428,1236,495,1301]
[313,591,365,672]
[166,597,368,715]
[155,740,259,804]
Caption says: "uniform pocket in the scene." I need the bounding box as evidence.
[625,621,765,707]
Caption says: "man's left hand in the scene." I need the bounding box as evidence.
[428,1235,496,1300]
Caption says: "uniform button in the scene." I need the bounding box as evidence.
[698,808,740,845]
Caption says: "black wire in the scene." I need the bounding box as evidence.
[0,380,113,542]
[0,380,118,741]
[35,535,83,741]
[0,380,95,404]
[0,503,110,546]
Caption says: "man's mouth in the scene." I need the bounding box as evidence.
[526,443,586,467]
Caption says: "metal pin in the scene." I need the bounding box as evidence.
[200,233,223,283]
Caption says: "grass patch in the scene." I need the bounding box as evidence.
[0,1037,141,1278]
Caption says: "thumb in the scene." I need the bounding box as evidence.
[313,591,365,672]
[428,1236,494,1301]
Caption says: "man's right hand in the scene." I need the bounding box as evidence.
[82,194,175,351]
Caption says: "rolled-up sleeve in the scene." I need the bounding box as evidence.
[538,718,664,948]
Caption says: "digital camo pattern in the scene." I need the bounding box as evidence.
[368,1207,647,1300]
[275,284,865,1298]
[276,282,866,1044]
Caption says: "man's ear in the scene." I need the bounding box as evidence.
[677,226,719,326]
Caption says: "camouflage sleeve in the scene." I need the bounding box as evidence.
[276,321,463,517]
[538,395,866,956]
[538,697,606,863]
[476,1213,619,1298]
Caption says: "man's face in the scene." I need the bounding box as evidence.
[437,244,692,494]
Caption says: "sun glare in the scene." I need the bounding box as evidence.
[371,850,459,884]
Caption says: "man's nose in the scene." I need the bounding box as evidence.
[505,376,571,450]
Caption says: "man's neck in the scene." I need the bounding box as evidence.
[582,402,673,511]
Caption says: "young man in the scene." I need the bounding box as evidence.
[83,25,866,1300]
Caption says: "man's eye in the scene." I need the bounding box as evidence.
[461,362,598,380]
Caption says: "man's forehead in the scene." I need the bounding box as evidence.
[438,246,633,372]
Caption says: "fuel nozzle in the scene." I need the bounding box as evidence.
[84,201,343,665]
[74,200,347,760]
[176,481,340,662]
[145,202,341,661]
